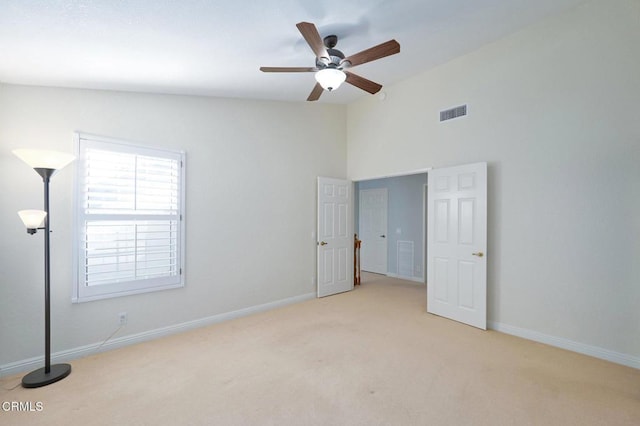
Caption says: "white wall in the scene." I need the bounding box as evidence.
[347,0,640,362]
[0,84,346,368]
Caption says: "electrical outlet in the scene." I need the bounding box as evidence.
[118,312,128,326]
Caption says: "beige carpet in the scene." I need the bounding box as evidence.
[2,273,639,425]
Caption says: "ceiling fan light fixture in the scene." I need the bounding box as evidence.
[315,68,346,92]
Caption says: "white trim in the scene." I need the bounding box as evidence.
[75,132,183,157]
[72,132,187,303]
[422,183,428,285]
[0,292,315,378]
[351,167,432,183]
[488,321,640,370]
[386,272,425,284]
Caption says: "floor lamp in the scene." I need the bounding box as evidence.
[13,149,75,388]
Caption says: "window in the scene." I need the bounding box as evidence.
[73,133,185,302]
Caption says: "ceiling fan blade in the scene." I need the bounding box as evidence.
[307,83,324,101]
[344,71,382,94]
[342,40,400,68]
[260,67,316,73]
[296,22,329,60]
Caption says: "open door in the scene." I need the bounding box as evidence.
[427,162,487,329]
[317,177,354,297]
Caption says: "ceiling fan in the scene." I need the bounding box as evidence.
[260,22,400,101]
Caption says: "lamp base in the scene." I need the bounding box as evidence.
[22,363,71,388]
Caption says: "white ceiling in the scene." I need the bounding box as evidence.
[0,0,587,104]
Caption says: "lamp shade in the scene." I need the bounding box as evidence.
[315,68,346,91]
[13,149,76,171]
[18,210,47,229]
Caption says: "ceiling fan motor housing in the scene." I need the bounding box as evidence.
[316,35,350,69]
[316,52,347,69]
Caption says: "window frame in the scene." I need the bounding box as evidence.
[72,132,186,303]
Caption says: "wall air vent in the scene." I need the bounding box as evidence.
[440,104,467,122]
[397,240,414,279]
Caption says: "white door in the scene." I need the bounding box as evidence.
[359,188,388,274]
[317,177,353,297]
[427,162,487,329]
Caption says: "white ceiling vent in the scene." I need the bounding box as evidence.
[440,104,467,122]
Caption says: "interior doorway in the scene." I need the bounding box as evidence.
[355,172,428,283]
[352,162,487,330]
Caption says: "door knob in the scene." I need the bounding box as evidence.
[319,241,328,246]
[472,252,484,257]
[380,235,386,238]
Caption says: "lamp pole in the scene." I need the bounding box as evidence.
[20,168,72,388]
[41,169,53,375]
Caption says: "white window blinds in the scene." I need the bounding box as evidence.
[74,134,185,302]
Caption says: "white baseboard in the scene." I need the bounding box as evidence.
[5,295,636,379]
[386,272,425,284]
[0,292,316,378]
[488,321,640,370]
